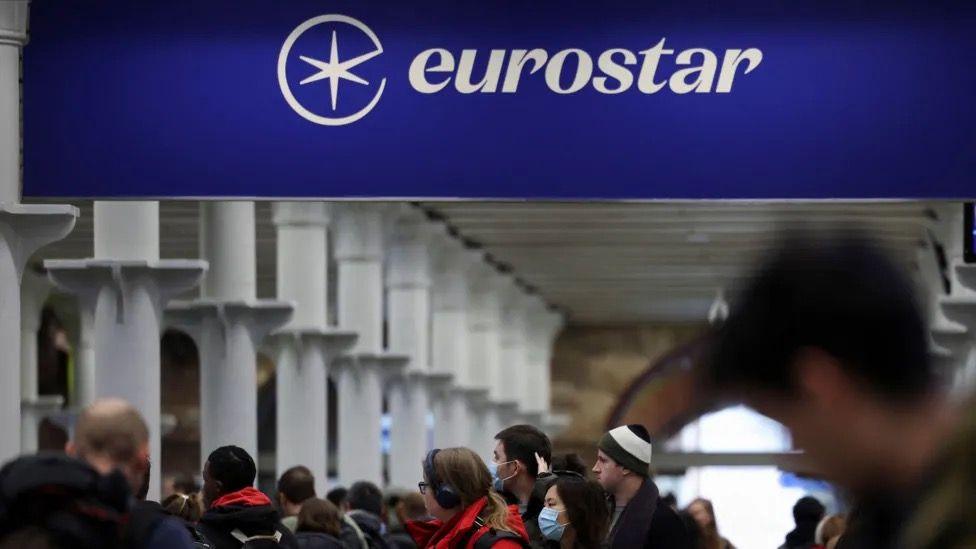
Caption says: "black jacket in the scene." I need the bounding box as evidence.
[606,479,690,549]
[500,473,559,549]
[346,510,393,549]
[387,526,418,549]
[296,531,346,549]
[198,499,299,549]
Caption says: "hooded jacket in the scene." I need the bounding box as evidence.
[406,496,529,549]
[346,509,393,549]
[197,487,299,549]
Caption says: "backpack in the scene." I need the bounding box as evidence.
[456,514,530,549]
[231,527,284,548]
[0,453,130,549]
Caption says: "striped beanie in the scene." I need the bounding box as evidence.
[598,425,652,477]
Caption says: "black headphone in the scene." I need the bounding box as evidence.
[424,449,461,509]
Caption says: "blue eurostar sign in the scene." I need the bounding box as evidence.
[20,1,976,199]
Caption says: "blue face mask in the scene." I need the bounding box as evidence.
[489,460,517,493]
[538,507,566,541]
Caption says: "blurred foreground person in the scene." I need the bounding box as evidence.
[539,476,609,548]
[709,232,976,548]
[778,497,825,549]
[68,398,194,549]
[815,514,847,549]
[198,445,298,548]
[686,498,734,549]
[407,448,529,548]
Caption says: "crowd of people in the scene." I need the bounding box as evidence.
[1,233,974,549]
[0,394,856,549]
[0,394,711,549]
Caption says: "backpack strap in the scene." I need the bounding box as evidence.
[230,528,283,544]
[473,530,530,549]
[457,513,529,549]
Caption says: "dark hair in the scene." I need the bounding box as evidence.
[297,498,342,537]
[794,496,826,524]
[206,446,256,494]
[550,454,588,477]
[325,487,348,508]
[709,231,932,403]
[347,481,383,516]
[494,425,552,477]
[277,466,316,505]
[554,478,609,548]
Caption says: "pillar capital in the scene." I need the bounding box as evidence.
[0,1,29,47]
[46,259,209,311]
[1,205,78,279]
[333,351,409,387]
[167,299,295,348]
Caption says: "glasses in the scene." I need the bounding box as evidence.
[418,481,429,495]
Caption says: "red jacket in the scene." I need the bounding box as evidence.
[406,497,528,549]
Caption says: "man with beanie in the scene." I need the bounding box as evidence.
[594,424,690,548]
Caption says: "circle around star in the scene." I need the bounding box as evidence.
[277,14,387,126]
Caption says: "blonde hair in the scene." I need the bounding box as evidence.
[162,493,203,523]
[429,448,516,534]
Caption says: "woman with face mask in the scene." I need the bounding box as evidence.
[539,477,610,549]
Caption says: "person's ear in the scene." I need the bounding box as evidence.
[794,347,852,409]
[65,441,76,456]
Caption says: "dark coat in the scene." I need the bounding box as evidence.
[346,510,394,549]
[606,479,690,549]
[296,531,346,549]
[197,488,299,549]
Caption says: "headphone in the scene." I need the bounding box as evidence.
[424,449,461,509]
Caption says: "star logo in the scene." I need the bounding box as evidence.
[277,15,386,126]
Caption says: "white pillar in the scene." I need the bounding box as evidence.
[20,270,63,453]
[46,202,204,499]
[269,202,355,496]
[334,203,406,486]
[430,231,482,448]
[936,204,976,395]
[167,202,293,463]
[1,0,78,464]
[498,277,531,421]
[917,208,968,375]
[386,208,438,489]
[466,256,504,452]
